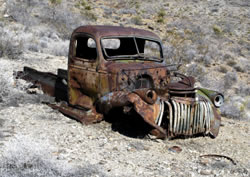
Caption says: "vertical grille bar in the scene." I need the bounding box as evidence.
[176,102,181,134]
[186,105,190,134]
[183,104,187,134]
[172,100,177,134]
[180,103,184,134]
[189,104,195,135]
[193,103,198,134]
[165,101,173,134]
[202,102,206,132]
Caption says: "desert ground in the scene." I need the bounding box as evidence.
[0,0,249,176]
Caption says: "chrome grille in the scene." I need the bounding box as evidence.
[156,98,214,136]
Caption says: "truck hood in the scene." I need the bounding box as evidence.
[104,61,170,92]
[105,61,167,73]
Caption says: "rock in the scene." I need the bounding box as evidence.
[200,169,213,175]
[128,142,146,151]
[103,7,113,16]
[199,158,210,166]
[118,9,137,15]
[3,14,9,18]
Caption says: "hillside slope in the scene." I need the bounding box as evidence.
[0,0,249,176]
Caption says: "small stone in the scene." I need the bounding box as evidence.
[199,158,210,166]
[148,25,154,30]
[200,169,213,175]
[3,14,9,18]
[129,142,145,151]
[98,160,106,165]
[118,9,137,15]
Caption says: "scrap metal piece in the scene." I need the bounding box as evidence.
[172,100,178,134]
[168,146,182,153]
[127,93,167,137]
[48,103,103,125]
[180,103,184,134]
[155,100,164,126]
[200,154,236,165]
[186,104,191,134]
[16,67,68,102]
[164,101,173,134]
[97,91,166,138]
[133,89,158,105]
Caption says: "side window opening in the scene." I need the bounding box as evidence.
[74,36,97,60]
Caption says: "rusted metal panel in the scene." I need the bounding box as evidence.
[16,67,68,102]
[48,103,103,124]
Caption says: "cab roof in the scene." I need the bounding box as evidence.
[72,25,161,41]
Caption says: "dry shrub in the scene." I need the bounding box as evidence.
[0,26,23,59]
[0,134,105,177]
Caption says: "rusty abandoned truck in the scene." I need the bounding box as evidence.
[17,25,224,139]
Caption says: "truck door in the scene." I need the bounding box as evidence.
[68,34,99,109]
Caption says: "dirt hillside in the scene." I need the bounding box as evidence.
[0,0,249,176]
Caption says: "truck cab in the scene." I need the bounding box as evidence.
[68,25,170,110]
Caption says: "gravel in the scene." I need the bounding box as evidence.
[0,54,249,176]
[0,0,249,175]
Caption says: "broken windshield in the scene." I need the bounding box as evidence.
[101,37,163,61]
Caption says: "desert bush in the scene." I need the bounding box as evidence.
[183,48,197,63]
[212,25,223,35]
[0,134,106,177]
[75,0,97,21]
[236,84,250,96]
[157,8,166,23]
[0,23,69,58]
[49,0,62,5]
[82,10,97,21]
[42,39,69,56]
[185,63,206,80]
[202,55,213,66]
[6,0,90,39]
[118,8,137,15]
[224,71,238,89]
[0,70,19,106]
[218,65,228,73]
[221,96,250,120]
[0,75,9,103]
[162,44,175,63]
[226,59,237,66]
[221,100,242,119]
[0,64,54,109]
[131,16,143,25]
[0,26,23,59]
[233,64,245,72]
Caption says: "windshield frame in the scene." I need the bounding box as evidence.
[100,36,164,62]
